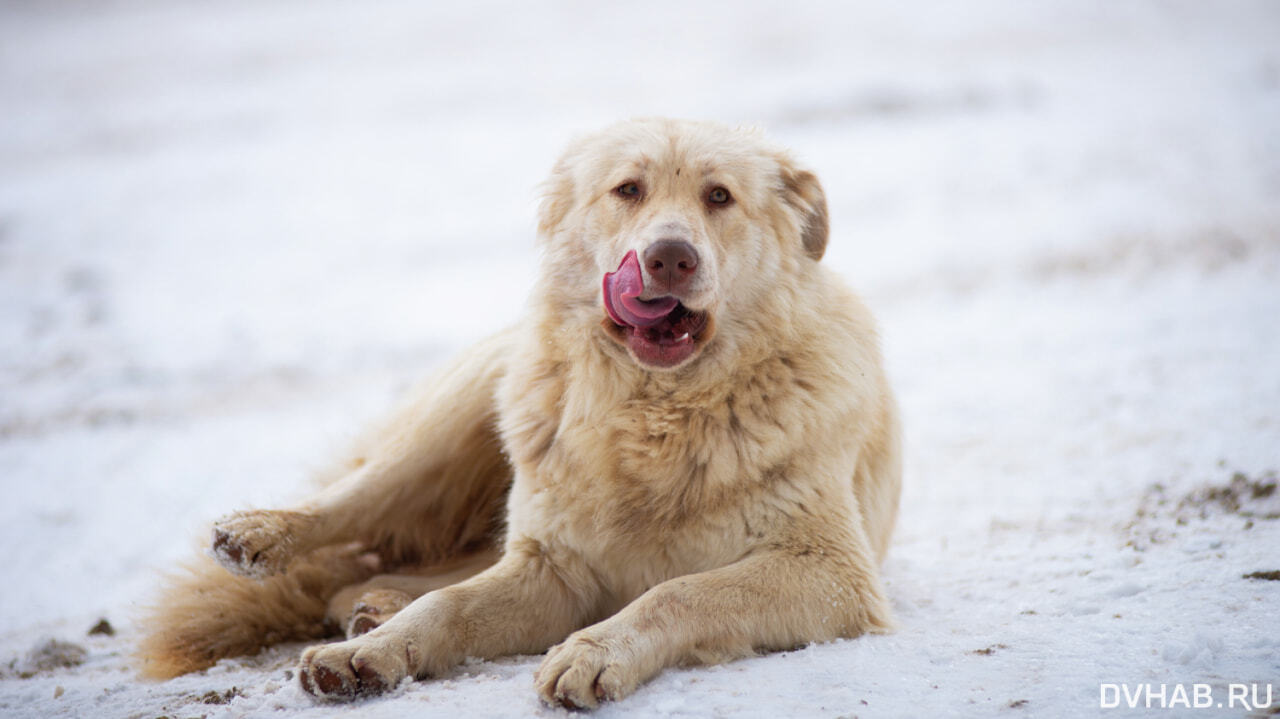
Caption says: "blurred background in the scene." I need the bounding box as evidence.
[1,1,1278,711]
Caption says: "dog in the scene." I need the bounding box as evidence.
[139,117,902,709]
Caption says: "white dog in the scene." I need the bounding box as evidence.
[141,118,902,709]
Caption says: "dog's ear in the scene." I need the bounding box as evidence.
[537,159,575,239]
[778,160,829,261]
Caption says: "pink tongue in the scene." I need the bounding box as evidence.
[603,250,679,329]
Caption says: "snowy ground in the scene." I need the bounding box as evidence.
[2,1,1279,717]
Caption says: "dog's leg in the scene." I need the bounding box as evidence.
[298,538,599,700]
[141,334,516,678]
[326,549,500,637]
[534,535,892,709]
[209,333,515,579]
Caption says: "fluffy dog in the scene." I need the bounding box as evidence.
[139,118,902,708]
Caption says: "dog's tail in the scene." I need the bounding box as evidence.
[136,544,377,680]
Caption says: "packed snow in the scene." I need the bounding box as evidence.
[1,1,1278,717]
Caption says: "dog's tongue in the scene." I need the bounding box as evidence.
[603,250,679,329]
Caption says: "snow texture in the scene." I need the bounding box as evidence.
[2,1,1278,717]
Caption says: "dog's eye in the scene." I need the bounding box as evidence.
[614,182,642,199]
[707,186,732,205]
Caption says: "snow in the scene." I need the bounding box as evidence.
[2,0,1278,716]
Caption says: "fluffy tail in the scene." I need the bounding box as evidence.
[137,544,377,679]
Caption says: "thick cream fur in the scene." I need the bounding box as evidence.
[139,118,901,709]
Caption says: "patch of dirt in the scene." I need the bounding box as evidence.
[87,618,115,637]
[198,686,245,705]
[141,685,246,717]
[151,686,246,717]
[1176,472,1280,519]
[1243,570,1280,581]
[971,644,1009,656]
[1125,469,1279,550]
[7,638,87,678]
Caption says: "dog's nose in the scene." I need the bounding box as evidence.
[643,239,698,294]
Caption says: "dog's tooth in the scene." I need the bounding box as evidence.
[676,332,690,343]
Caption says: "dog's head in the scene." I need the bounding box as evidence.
[536,118,829,372]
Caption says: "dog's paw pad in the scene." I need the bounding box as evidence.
[210,510,312,578]
[345,588,413,638]
[347,614,380,637]
[298,639,411,702]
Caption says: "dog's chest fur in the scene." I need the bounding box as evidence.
[497,337,855,600]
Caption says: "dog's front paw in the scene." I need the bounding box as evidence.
[534,630,645,710]
[211,510,314,578]
[298,635,416,701]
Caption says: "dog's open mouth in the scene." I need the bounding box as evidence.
[602,250,712,369]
